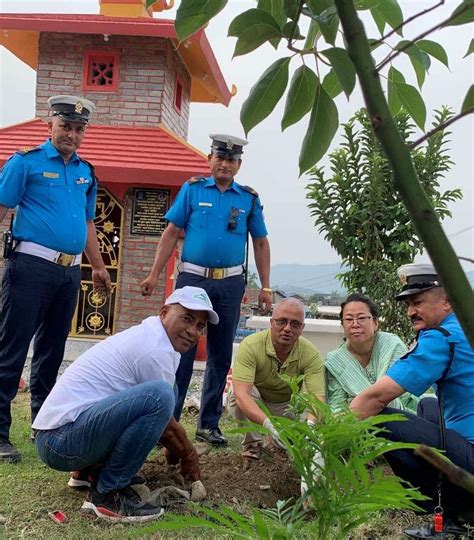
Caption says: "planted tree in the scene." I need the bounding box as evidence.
[154,0,474,344]
[306,107,462,342]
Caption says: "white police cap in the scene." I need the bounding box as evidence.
[48,95,96,124]
[209,134,248,158]
[395,263,440,300]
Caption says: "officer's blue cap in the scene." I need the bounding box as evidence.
[209,133,248,159]
[48,95,96,124]
[395,264,441,300]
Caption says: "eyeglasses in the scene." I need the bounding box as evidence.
[272,318,304,330]
[341,316,374,326]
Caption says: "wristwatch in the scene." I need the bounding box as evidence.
[261,288,272,293]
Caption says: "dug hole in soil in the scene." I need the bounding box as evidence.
[141,447,301,509]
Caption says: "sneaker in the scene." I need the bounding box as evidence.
[68,468,146,490]
[81,485,164,523]
[0,438,21,463]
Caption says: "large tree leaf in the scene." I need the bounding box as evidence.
[258,0,287,48]
[387,66,404,116]
[240,58,291,136]
[393,81,426,130]
[283,0,300,20]
[228,8,282,56]
[463,38,474,58]
[257,0,287,28]
[461,85,474,113]
[370,6,386,34]
[175,0,228,41]
[355,0,380,10]
[373,0,403,36]
[444,0,474,27]
[322,69,343,98]
[281,65,318,130]
[394,41,430,88]
[417,39,449,68]
[299,84,338,174]
[321,47,356,98]
[306,1,339,45]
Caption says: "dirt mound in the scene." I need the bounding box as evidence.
[141,449,300,509]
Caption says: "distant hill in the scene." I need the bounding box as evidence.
[249,263,348,295]
[249,264,474,296]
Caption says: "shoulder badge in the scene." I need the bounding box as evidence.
[16,146,41,156]
[242,185,259,197]
[187,176,206,184]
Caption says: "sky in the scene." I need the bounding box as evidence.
[0,0,473,270]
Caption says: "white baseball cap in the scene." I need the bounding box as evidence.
[165,286,219,324]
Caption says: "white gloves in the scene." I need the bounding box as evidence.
[301,449,325,507]
[263,417,286,450]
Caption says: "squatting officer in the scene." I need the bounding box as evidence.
[350,264,474,532]
[141,134,272,446]
[0,95,111,463]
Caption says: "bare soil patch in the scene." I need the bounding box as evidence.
[141,448,300,509]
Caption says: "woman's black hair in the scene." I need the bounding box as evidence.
[339,293,380,320]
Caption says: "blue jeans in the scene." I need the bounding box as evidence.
[173,272,245,429]
[0,253,80,439]
[379,398,474,517]
[35,381,175,493]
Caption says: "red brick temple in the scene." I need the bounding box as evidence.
[0,0,235,340]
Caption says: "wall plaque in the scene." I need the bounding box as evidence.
[131,188,171,236]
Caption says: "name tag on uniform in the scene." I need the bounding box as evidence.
[238,208,246,213]
[76,177,90,185]
[43,172,59,178]
[198,202,212,207]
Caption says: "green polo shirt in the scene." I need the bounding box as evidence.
[232,329,325,403]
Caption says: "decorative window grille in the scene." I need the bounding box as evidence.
[83,50,119,92]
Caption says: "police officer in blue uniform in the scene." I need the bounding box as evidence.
[141,134,272,446]
[350,264,474,535]
[0,95,111,463]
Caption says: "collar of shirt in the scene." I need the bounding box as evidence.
[152,316,182,359]
[43,138,80,163]
[205,176,242,194]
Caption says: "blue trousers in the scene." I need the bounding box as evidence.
[35,381,175,493]
[379,397,474,518]
[173,272,245,429]
[0,253,80,439]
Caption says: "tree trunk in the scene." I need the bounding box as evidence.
[334,0,474,347]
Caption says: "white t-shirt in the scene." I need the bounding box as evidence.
[32,316,181,430]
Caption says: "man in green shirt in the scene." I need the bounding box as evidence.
[229,298,325,458]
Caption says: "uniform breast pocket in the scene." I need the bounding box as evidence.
[73,183,89,207]
[195,206,216,229]
[234,214,247,235]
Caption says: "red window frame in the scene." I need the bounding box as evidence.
[174,77,183,113]
[82,50,120,92]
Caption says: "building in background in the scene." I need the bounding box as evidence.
[0,0,234,338]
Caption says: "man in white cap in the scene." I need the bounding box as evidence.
[141,134,272,446]
[33,286,218,523]
[0,95,111,463]
[350,264,474,535]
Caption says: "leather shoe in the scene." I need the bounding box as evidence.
[195,428,228,446]
[0,438,21,463]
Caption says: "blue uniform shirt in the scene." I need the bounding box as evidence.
[0,139,97,254]
[387,313,474,442]
[165,176,267,268]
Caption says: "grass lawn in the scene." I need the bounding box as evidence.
[0,393,426,539]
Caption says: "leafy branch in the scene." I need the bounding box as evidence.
[372,0,445,47]
[377,1,474,71]
[411,107,474,148]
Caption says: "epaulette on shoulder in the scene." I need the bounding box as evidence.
[16,146,41,156]
[187,175,206,184]
[242,185,259,197]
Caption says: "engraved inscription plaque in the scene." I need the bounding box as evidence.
[131,188,170,236]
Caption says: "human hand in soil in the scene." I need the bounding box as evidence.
[160,418,202,480]
[263,418,286,451]
[180,447,201,481]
